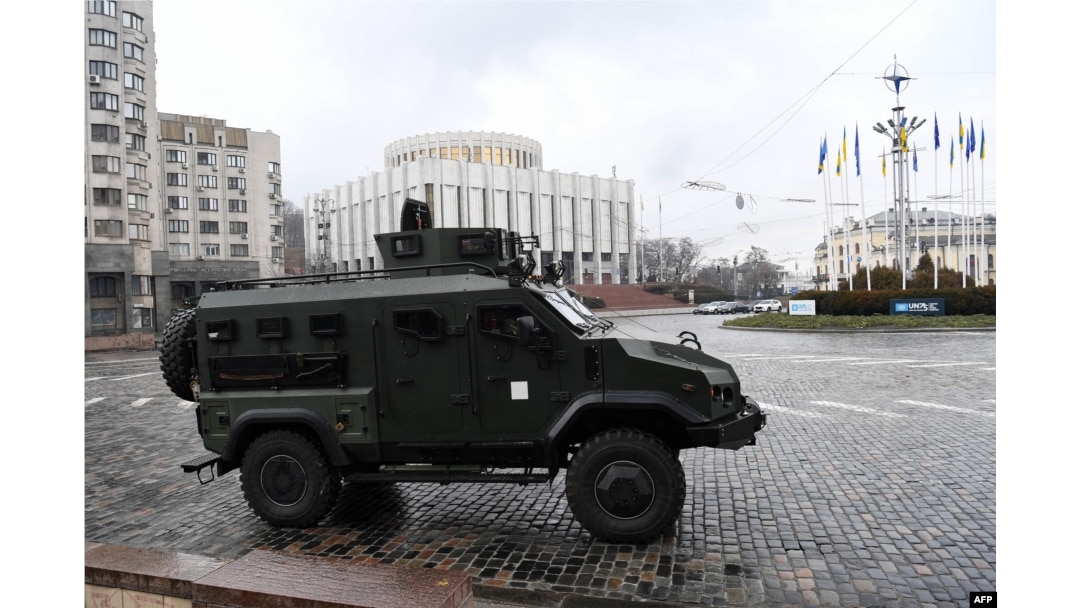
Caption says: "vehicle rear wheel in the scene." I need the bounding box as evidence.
[565,428,685,543]
[240,430,341,528]
[160,308,197,401]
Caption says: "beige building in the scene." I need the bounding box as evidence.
[814,208,997,288]
[84,1,284,350]
[305,131,639,285]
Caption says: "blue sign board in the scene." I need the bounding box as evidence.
[889,298,945,316]
[789,287,798,295]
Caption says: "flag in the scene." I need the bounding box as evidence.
[934,113,940,150]
[836,149,841,176]
[881,148,886,176]
[900,126,908,153]
[950,138,954,168]
[913,149,918,172]
[854,125,861,177]
[958,113,965,150]
[842,127,848,163]
[980,127,986,160]
[818,137,827,174]
[969,117,976,157]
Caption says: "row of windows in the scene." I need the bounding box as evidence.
[167,220,250,233]
[90,189,148,210]
[87,2,144,32]
[166,243,268,257]
[89,307,153,331]
[391,146,536,169]
[163,150,278,173]
[89,276,152,298]
[87,28,145,60]
[168,197,249,212]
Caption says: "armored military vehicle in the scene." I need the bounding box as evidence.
[164,199,765,542]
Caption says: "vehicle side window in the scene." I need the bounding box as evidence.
[478,304,531,340]
[393,309,444,341]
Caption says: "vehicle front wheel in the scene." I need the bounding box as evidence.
[240,430,341,528]
[565,429,685,543]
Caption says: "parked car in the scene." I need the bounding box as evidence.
[719,301,751,314]
[753,299,784,313]
[693,301,725,315]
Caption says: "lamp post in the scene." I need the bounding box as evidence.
[314,196,334,273]
[873,58,926,290]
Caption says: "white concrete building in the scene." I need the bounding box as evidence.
[305,131,639,285]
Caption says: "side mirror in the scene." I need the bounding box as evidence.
[516,316,538,347]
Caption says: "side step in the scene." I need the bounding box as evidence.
[180,452,221,484]
[345,467,550,485]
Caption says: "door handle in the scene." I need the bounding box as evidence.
[396,378,414,384]
[486,376,506,382]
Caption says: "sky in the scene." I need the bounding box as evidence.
[150,0,996,275]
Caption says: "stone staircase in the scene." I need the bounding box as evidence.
[567,284,695,312]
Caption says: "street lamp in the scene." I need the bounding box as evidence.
[314,196,335,273]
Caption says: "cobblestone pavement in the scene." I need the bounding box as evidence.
[85,316,995,607]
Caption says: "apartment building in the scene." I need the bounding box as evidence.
[305,131,639,285]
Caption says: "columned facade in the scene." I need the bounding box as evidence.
[305,131,639,285]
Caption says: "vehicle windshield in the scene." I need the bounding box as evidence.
[533,287,607,333]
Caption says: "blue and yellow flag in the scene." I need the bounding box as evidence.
[818,137,827,174]
[842,127,848,163]
[913,149,918,173]
[969,118,976,158]
[950,138,954,168]
[958,113,965,150]
[980,127,986,160]
[900,126,908,153]
[881,148,886,176]
[836,149,841,176]
[934,113,940,150]
[854,125,861,177]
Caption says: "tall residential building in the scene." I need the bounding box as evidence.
[305,131,639,285]
[85,0,163,350]
[158,113,283,309]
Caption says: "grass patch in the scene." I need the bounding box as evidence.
[722,313,996,330]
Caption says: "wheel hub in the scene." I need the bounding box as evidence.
[260,455,308,507]
[594,460,655,519]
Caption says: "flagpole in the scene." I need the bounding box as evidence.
[959,118,967,288]
[658,196,663,283]
[882,146,889,273]
[842,128,853,290]
[913,148,920,274]
[856,124,871,291]
[948,138,955,274]
[933,114,940,289]
[980,122,987,286]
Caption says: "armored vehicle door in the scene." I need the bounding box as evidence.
[380,303,466,438]
[472,301,565,434]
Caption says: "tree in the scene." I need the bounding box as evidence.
[640,238,703,282]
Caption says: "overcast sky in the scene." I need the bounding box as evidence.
[150,0,996,273]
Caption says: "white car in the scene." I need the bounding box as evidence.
[693,301,725,315]
[753,299,783,313]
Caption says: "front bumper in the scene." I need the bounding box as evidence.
[686,396,766,450]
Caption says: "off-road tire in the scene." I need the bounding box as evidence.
[160,308,197,401]
[565,428,685,543]
[240,430,341,528]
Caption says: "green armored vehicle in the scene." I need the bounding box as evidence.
[164,200,765,542]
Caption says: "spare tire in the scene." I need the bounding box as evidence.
[160,308,198,401]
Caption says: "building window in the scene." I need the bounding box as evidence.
[122,11,143,31]
[88,29,117,48]
[166,149,187,163]
[169,243,190,256]
[227,177,246,190]
[168,220,189,232]
[125,132,145,151]
[89,276,117,297]
[272,246,284,258]
[228,199,247,212]
[197,152,217,165]
[199,221,219,234]
[197,175,218,188]
[167,196,189,209]
[124,72,144,92]
[132,308,153,329]
[92,155,121,173]
[271,225,284,237]
[90,92,119,111]
[229,222,248,234]
[126,163,146,181]
[198,198,219,211]
[90,308,117,331]
[269,182,281,194]
[94,219,123,237]
[131,275,152,295]
[129,224,149,241]
[230,244,249,257]
[127,193,147,210]
[88,61,118,80]
[124,102,145,121]
[92,188,122,206]
[227,155,246,168]
[269,203,282,216]
[123,42,143,62]
[201,243,220,256]
[87,1,116,17]
[171,283,195,300]
[268,161,280,174]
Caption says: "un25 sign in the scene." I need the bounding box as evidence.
[890,298,945,316]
